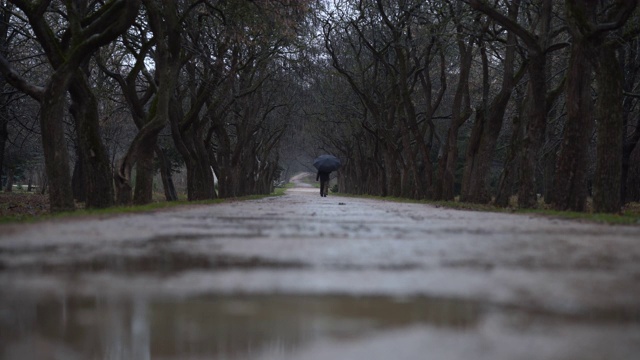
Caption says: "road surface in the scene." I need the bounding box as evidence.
[1,174,639,359]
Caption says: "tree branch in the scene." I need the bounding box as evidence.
[595,0,638,34]
[465,0,541,52]
[0,54,44,101]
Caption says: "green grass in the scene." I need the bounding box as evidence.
[517,208,640,225]
[0,191,285,225]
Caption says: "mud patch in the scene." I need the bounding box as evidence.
[1,253,308,274]
[147,233,216,243]
[442,255,620,271]
[332,263,424,271]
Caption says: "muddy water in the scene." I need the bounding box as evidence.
[0,293,479,360]
[2,290,639,360]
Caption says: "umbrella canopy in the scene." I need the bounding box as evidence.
[313,154,341,172]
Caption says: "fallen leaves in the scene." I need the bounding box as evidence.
[0,192,49,218]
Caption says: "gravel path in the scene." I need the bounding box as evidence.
[1,178,639,359]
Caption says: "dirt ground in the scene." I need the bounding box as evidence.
[0,192,50,218]
[1,175,639,359]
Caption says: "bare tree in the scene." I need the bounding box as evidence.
[460,0,526,204]
[109,0,179,205]
[621,34,640,204]
[467,0,562,208]
[170,0,312,199]
[0,1,13,186]
[0,0,140,212]
[324,0,449,199]
[555,0,637,213]
[432,0,475,201]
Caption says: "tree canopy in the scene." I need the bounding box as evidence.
[1,0,639,214]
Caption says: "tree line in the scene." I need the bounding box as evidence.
[1,0,313,212]
[2,0,640,215]
[309,0,640,213]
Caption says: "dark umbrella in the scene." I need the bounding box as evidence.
[313,154,341,172]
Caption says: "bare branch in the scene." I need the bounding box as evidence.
[0,54,44,101]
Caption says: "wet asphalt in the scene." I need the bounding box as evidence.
[1,175,639,359]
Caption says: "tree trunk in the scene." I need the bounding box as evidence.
[188,158,215,200]
[40,80,75,212]
[71,151,86,202]
[114,173,133,206]
[416,47,445,200]
[434,39,473,201]
[0,101,7,187]
[553,40,593,211]
[517,54,547,208]
[0,0,140,212]
[622,126,640,204]
[461,25,519,204]
[440,128,461,201]
[625,146,640,202]
[542,146,556,204]
[133,142,156,205]
[40,173,48,195]
[397,45,429,199]
[383,145,401,197]
[495,114,524,207]
[114,0,179,205]
[156,146,178,201]
[220,164,242,198]
[620,40,639,204]
[177,126,216,201]
[193,133,216,200]
[3,166,13,192]
[563,0,636,212]
[592,43,624,213]
[462,90,517,204]
[69,71,114,208]
[542,92,563,205]
[461,107,486,201]
[115,114,167,206]
[0,4,9,190]
[468,0,552,209]
[399,116,421,199]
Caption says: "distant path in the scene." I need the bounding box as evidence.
[1,178,639,359]
[290,172,315,187]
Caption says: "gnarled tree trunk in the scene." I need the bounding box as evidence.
[433,34,473,201]
[593,43,624,213]
[553,39,593,211]
[461,5,521,204]
[69,70,114,208]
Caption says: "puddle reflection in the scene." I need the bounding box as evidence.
[0,294,480,359]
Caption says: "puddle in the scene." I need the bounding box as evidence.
[0,294,480,359]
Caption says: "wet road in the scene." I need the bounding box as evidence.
[1,176,640,359]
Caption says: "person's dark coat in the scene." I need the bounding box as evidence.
[317,171,331,197]
[316,171,330,182]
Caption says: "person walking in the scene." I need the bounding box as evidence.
[316,170,331,197]
[313,154,341,198]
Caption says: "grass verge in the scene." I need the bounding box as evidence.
[0,189,287,225]
[333,192,640,226]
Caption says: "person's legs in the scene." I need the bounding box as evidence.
[320,179,325,196]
